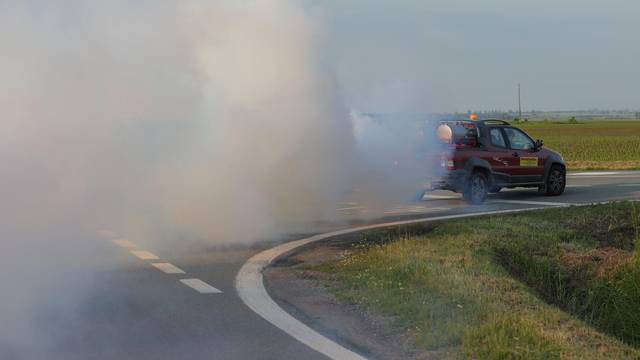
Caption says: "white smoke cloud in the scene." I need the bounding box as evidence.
[0,0,354,357]
[0,0,446,356]
[149,1,354,242]
[0,0,354,242]
[350,111,438,213]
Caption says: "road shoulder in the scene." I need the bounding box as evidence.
[264,234,427,360]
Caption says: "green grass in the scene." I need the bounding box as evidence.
[516,120,640,170]
[461,314,563,360]
[314,203,640,359]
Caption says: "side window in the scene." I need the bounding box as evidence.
[490,128,506,148]
[504,128,534,150]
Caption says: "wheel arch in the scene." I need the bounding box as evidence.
[472,166,490,178]
[464,157,494,186]
[543,161,566,182]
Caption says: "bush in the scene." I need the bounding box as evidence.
[587,258,640,345]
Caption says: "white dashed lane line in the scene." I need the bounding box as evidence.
[130,250,160,260]
[424,194,461,200]
[103,231,224,295]
[619,183,640,187]
[180,278,222,294]
[112,239,137,248]
[98,229,119,239]
[336,206,365,211]
[152,262,186,274]
[384,206,451,214]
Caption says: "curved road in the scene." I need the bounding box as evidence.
[31,171,640,360]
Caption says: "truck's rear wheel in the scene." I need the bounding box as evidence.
[464,172,488,204]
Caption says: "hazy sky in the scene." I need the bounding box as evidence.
[310,0,640,113]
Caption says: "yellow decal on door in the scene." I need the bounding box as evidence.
[520,157,538,167]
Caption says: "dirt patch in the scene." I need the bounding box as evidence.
[561,246,632,277]
[264,231,434,360]
[563,211,638,250]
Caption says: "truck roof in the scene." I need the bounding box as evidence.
[439,119,511,127]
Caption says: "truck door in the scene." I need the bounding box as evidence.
[484,127,512,185]
[503,127,545,183]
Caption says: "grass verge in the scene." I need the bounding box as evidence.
[313,203,640,359]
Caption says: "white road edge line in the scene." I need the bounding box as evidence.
[569,171,640,176]
[151,262,186,274]
[180,278,222,294]
[236,205,600,360]
[570,171,619,176]
[491,200,571,206]
[130,250,160,260]
[237,201,640,359]
[568,175,640,179]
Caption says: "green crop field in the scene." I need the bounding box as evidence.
[517,120,640,170]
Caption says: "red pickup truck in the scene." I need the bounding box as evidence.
[425,119,566,204]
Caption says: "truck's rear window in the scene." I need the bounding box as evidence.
[437,123,478,147]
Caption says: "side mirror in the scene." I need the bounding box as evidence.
[535,139,544,150]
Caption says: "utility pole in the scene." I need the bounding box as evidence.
[517,83,522,120]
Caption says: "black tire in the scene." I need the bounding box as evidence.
[544,165,566,196]
[464,172,488,204]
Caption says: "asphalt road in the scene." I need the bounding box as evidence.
[13,171,640,360]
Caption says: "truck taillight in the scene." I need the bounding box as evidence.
[440,158,455,170]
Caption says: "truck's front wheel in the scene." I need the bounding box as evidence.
[545,165,566,196]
